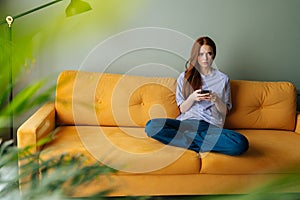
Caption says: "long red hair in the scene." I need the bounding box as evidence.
[183,36,216,99]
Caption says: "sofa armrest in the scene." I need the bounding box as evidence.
[295,112,300,134]
[17,102,56,153]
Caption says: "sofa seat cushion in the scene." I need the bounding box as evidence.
[200,130,300,174]
[40,126,200,175]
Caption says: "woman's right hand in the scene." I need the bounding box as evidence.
[189,89,211,102]
[179,89,211,113]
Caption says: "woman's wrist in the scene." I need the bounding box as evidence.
[180,95,194,113]
[215,98,227,115]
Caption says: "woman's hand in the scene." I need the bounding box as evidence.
[209,92,218,103]
[209,92,228,116]
[179,89,211,113]
[180,90,228,116]
[190,89,211,102]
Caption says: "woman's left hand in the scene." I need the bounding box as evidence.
[210,92,218,103]
[209,92,228,116]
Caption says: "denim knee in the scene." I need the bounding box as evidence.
[145,119,154,137]
[145,119,162,137]
[230,135,249,156]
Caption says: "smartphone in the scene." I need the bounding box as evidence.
[200,90,211,94]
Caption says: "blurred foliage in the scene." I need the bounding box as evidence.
[0,0,145,137]
[0,1,147,198]
[0,26,55,136]
[194,178,300,200]
[0,1,145,199]
[0,138,116,199]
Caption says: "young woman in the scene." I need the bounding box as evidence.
[145,36,249,156]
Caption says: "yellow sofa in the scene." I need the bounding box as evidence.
[17,70,300,196]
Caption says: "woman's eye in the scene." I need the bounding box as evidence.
[199,52,213,57]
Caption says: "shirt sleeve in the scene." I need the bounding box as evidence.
[176,72,185,106]
[224,78,232,111]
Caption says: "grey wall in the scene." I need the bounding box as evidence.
[129,0,300,87]
[1,0,300,141]
[1,0,300,88]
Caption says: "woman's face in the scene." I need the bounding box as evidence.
[197,44,214,68]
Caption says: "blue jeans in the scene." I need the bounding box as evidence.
[145,118,248,156]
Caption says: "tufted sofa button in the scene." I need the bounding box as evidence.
[96,99,102,104]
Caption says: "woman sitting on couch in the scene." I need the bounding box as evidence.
[145,36,249,156]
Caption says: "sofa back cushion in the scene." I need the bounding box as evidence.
[224,80,296,131]
[56,71,296,130]
[55,70,180,127]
